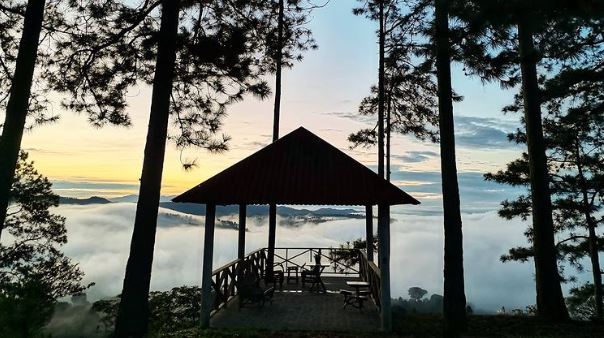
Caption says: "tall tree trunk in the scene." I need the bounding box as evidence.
[0,0,46,241]
[517,18,569,321]
[272,0,284,143]
[386,87,392,182]
[267,0,285,282]
[377,0,385,179]
[586,215,603,319]
[576,140,603,319]
[114,1,180,336]
[434,0,467,335]
[376,1,393,332]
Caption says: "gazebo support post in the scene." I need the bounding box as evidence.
[200,203,216,329]
[238,204,246,260]
[266,203,277,281]
[378,204,392,332]
[365,205,374,262]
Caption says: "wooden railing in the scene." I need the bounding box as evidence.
[272,247,360,276]
[210,248,266,315]
[358,250,381,310]
[209,247,382,315]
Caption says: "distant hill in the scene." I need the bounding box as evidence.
[158,202,363,219]
[109,194,174,203]
[58,195,364,219]
[59,196,112,205]
[109,194,139,203]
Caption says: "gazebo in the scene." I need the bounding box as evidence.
[173,127,419,331]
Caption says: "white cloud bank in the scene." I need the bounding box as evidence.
[56,203,592,313]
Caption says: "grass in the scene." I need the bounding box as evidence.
[168,315,604,338]
[394,314,604,337]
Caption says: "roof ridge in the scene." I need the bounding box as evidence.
[173,126,420,206]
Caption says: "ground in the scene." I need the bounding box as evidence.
[211,277,379,332]
[184,276,604,337]
[166,315,604,338]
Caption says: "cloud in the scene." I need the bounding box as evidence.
[323,111,375,125]
[454,116,521,149]
[52,180,140,191]
[325,110,521,150]
[390,170,526,215]
[234,135,272,151]
[22,147,69,155]
[392,151,439,164]
[51,180,142,198]
[55,202,594,313]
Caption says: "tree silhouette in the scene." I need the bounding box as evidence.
[0,152,90,336]
[486,51,604,318]
[48,1,272,335]
[566,283,604,320]
[408,287,428,302]
[349,0,443,170]
[452,0,604,321]
[353,0,393,330]
[0,0,47,241]
[114,2,181,335]
[0,1,135,239]
[261,0,318,141]
[353,0,388,179]
[353,2,466,333]
[433,0,467,334]
[258,0,319,284]
[1,152,89,298]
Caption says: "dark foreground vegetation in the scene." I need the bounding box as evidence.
[164,316,604,338]
[30,284,602,337]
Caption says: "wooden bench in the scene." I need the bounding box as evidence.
[237,273,275,309]
[340,288,369,310]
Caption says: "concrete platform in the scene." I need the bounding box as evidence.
[211,277,380,332]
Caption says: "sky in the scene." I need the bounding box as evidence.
[20,0,522,198]
[11,0,594,312]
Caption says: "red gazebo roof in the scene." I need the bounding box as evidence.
[173,127,420,206]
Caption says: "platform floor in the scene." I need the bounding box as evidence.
[211,277,380,332]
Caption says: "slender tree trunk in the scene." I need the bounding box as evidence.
[114,1,180,336]
[434,0,467,335]
[0,0,46,241]
[586,203,603,319]
[376,1,392,332]
[378,204,391,331]
[576,141,603,319]
[377,0,385,179]
[273,0,284,143]
[517,18,569,321]
[267,203,277,281]
[386,87,392,182]
[267,0,285,282]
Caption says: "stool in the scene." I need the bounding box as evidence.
[287,266,299,284]
[272,270,284,289]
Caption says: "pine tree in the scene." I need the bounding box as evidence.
[349,0,442,151]
[352,1,467,332]
[487,109,604,318]
[0,152,90,336]
[45,1,277,335]
[257,0,318,284]
[0,1,135,238]
[434,0,467,334]
[113,1,181,335]
[0,0,47,241]
[450,0,604,320]
[486,35,604,317]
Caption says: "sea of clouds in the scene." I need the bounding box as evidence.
[54,201,593,313]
